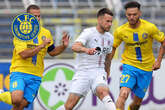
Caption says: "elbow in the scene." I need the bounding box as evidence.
[19,52,29,59]
[19,54,28,59]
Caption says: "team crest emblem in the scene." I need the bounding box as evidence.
[142,33,148,39]
[12,13,40,41]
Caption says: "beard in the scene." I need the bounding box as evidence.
[100,24,110,32]
[128,18,140,25]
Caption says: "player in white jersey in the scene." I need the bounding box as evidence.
[60,8,116,110]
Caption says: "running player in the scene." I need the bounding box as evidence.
[58,8,116,110]
[111,1,165,110]
[0,4,69,110]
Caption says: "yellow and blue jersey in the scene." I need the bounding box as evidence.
[113,19,165,71]
[10,27,54,77]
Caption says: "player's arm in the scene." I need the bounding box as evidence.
[153,39,165,70]
[104,47,116,78]
[48,32,69,56]
[72,42,96,55]
[19,38,51,59]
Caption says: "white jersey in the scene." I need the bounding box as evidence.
[75,27,114,71]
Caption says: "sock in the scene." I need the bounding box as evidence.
[128,106,131,110]
[56,105,65,110]
[102,95,116,110]
[116,109,121,110]
[0,92,12,105]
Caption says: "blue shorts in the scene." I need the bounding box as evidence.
[10,72,41,104]
[120,64,152,98]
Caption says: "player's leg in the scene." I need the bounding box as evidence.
[128,95,142,110]
[92,71,116,110]
[64,71,90,110]
[128,69,152,110]
[11,90,28,110]
[64,93,81,110]
[116,64,136,110]
[10,72,26,110]
[116,87,131,110]
[96,86,116,110]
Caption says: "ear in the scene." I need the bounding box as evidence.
[139,10,142,16]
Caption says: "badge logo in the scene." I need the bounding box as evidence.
[37,63,85,110]
[12,13,40,41]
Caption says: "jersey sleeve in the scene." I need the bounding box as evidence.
[151,24,165,42]
[75,29,89,45]
[113,29,122,48]
[13,38,27,54]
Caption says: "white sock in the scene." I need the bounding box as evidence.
[56,105,66,110]
[102,95,116,110]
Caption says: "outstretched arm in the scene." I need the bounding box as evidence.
[152,39,165,70]
[104,47,116,78]
[48,32,70,56]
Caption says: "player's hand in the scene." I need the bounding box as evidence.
[85,48,97,55]
[152,60,161,71]
[62,31,70,47]
[41,38,51,48]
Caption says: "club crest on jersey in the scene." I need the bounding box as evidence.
[12,13,40,41]
[142,33,148,39]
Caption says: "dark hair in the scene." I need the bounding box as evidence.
[97,8,113,18]
[124,1,141,10]
[26,4,40,13]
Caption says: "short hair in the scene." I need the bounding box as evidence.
[124,1,141,10]
[26,4,40,13]
[97,8,113,18]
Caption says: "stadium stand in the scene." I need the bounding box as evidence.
[0,0,164,58]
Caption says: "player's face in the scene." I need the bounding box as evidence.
[29,9,41,21]
[98,14,113,32]
[126,8,141,25]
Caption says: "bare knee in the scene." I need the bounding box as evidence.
[65,103,74,110]
[11,90,24,106]
[129,96,142,110]
[119,88,130,100]
[96,86,109,100]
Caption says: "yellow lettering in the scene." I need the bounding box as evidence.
[24,15,28,21]
[30,17,35,22]
[0,74,3,89]
[4,74,10,90]
[17,18,22,23]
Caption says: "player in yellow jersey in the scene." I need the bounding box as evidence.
[0,5,69,110]
[111,1,165,110]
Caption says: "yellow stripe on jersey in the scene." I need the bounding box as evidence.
[10,27,54,77]
[113,19,165,71]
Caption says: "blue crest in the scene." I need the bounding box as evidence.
[12,13,40,41]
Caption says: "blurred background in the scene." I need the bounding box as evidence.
[0,0,165,110]
[0,0,165,59]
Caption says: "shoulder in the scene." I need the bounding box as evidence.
[82,27,96,34]
[140,19,156,28]
[40,27,51,34]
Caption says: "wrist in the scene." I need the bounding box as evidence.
[40,44,46,49]
[81,47,88,53]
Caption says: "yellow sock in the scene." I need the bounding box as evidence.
[128,106,131,110]
[117,109,121,110]
[0,91,12,105]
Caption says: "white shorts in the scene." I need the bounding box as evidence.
[69,68,109,96]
